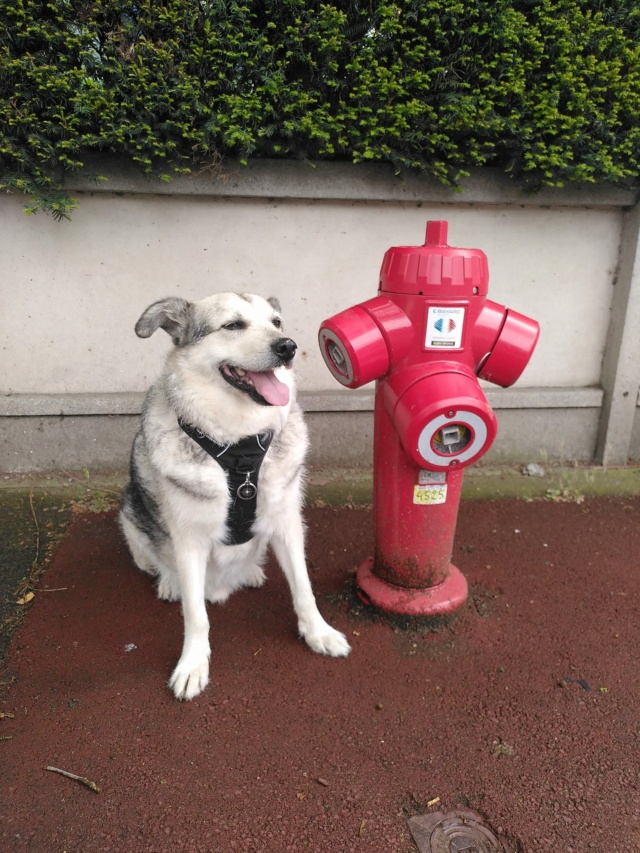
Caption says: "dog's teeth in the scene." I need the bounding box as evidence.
[235,367,246,377]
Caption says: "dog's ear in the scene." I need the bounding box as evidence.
[267,297,282,313]
[135,297,196,346]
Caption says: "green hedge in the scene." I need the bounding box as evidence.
[2,0,639,218]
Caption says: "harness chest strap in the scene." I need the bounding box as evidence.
[178,418,274,546]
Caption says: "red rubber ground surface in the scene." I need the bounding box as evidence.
[2,498,639,852]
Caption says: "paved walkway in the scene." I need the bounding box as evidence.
[1,496,639,851]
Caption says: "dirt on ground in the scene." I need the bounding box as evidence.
[1,497,639,852]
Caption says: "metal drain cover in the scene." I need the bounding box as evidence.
[408,807,513,853]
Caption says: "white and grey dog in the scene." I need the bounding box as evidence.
[120,292,350,700]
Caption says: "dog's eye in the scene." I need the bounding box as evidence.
[272,317,282,329]
[222,320,247,331]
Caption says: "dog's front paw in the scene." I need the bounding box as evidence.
[169,651,210,701]
[302,623,351,658]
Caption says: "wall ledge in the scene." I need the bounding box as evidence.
[0,387,604,417]
[62,156,639,210]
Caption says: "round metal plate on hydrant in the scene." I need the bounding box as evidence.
[408,808,514,853]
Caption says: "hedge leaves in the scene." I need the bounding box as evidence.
[1,0,639,218]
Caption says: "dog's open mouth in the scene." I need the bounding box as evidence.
[221,364,290,407]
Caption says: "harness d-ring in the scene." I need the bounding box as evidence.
[237,472,258,501]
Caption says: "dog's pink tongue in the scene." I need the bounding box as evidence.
[250,371,290,406]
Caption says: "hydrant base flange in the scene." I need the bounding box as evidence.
[356,557,468,617]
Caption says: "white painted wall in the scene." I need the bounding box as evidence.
[2,158,639,470]
[0,190,621,396]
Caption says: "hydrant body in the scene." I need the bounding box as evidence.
[318,221,540,616]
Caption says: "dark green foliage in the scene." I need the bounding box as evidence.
[1,0,639,218]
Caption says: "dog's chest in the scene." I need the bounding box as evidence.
[179,419,276,545]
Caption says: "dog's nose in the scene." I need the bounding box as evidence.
[272,337,297,363]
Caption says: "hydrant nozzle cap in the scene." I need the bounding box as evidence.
[425,220,448,247]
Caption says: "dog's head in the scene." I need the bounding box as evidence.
[135,293,296,407]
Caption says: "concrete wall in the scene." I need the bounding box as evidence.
[1,158,639,472]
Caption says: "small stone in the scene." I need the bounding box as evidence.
[523,462,546,477]
[492,740,515,757]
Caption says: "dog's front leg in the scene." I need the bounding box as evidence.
[271,521,351,658]
[168,539,211,701]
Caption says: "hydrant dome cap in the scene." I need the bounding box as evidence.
[379,221,489,297]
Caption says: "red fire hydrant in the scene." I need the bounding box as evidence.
[318,221,540,616]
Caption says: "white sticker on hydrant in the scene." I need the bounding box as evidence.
[426,306,465,349]
[414,470,447,505]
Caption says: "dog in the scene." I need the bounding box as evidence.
[119,292,351,700]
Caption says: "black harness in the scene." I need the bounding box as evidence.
[178,418,273,546]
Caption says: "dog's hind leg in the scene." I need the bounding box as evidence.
[240,537,269,589]
[119,512,181,600]
[119,512,158,577]
[205,538,268,603]
[155,548,181,602]
[271,518,351,658]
